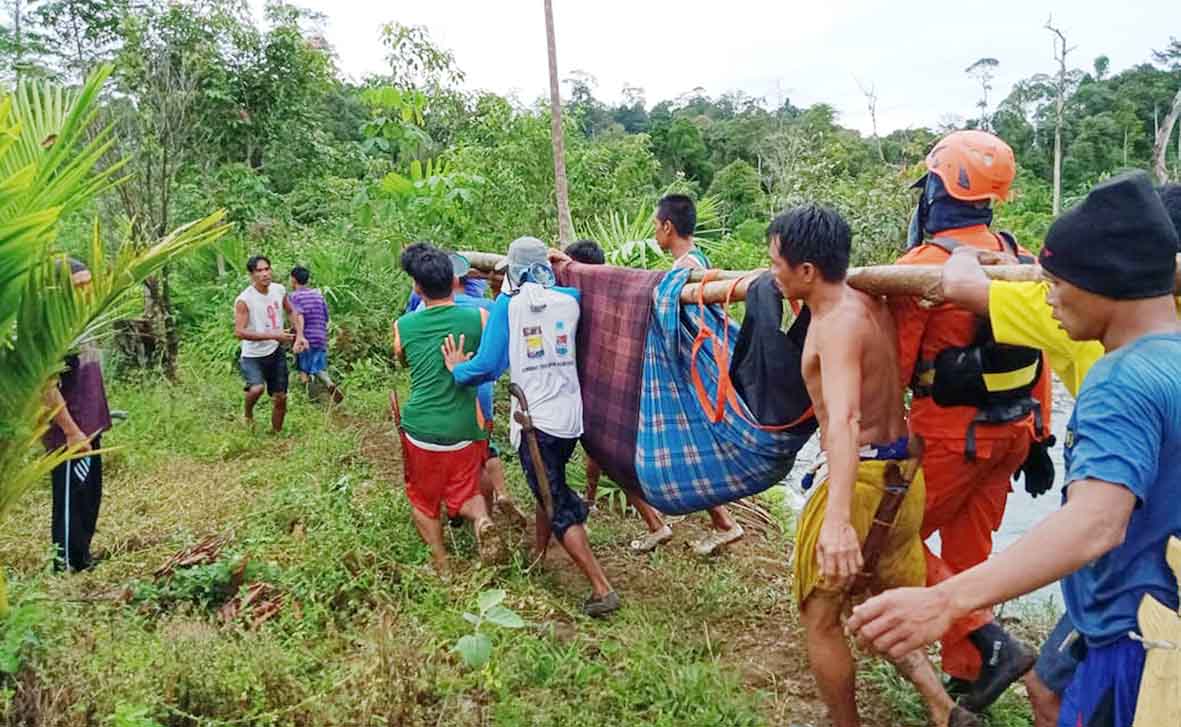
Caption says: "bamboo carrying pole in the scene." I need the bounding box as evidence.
[461,251,1181,304]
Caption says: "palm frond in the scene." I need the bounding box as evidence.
[0,69,228,608]
[0,66,127,333]
[576,193,726,269]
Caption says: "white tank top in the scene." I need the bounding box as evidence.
[236,283,286,358]
[507,283,584,448]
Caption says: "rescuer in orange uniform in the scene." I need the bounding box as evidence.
[892,130,1053,713]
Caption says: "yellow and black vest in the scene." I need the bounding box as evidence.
[910,234,1045,459]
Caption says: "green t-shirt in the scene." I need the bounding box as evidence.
[395,304,487,445]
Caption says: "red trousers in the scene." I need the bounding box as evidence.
[920,435,1030,680]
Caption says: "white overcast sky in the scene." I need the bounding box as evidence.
[273,0,1176,134]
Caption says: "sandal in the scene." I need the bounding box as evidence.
[629,524,673,553]
[583,590,621,617]
[690,524,745,556]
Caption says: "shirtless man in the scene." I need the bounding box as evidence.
[769,205,977,727]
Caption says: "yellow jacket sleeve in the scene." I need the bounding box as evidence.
[987,281,1104,398]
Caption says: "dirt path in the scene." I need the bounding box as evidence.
[344,412,897,727]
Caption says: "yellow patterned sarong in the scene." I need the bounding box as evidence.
[793,458,927,606]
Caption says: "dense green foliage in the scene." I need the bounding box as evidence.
[3,5,1167,724]
[4,6,1177,371]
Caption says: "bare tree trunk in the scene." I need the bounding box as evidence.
[1152,85,1181,184]
[1045,18,1073,216]
[13,0,22,84]
[856,78,886,163]
[543,0,574,244]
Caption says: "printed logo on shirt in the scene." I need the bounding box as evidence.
[555,333,569,356]
[523,326,545,359]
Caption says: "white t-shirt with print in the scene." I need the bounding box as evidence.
[236,283,286,358]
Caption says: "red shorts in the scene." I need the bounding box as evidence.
[401,435,487,518]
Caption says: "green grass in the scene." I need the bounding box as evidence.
[0,354,1051,726]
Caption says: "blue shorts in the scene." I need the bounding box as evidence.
[1035,612,1083,695]
[517,430,587,540]
[1057,637,1145,727]
[296,348,327,375]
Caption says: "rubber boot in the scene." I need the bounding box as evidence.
[958,622,1037,713]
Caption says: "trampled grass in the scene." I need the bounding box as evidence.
[0,356,1045,726]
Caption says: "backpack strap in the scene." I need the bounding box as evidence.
[927,237,962,256]
[997,231,1036,264]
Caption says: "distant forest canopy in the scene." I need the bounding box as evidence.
[2,1,1179,261]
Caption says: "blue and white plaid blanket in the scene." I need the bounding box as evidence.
[635,269,812,514]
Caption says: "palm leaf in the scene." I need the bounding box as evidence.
[0,65,127,332]
[576,193,725,269]
[0,68,227,615]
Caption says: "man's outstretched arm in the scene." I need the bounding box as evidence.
[848,478,1134,659]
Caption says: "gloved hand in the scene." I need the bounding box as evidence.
[1015,435,1057,497]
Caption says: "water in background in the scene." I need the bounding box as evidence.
[784,378,1074,612]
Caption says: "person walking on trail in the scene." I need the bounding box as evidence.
[235,255,307,433]
[937,182,1181,727]
[393,243,497,574]
[769,206,980,727]
[443,236,621,618]
[891,131,1048,710]
[409,251,521,521]
[43,258,112,573]
[648,193,744,556]
[559,238,668,539]
[851,171,1181,727]
[288,266,343,403]
[562,240,608,509]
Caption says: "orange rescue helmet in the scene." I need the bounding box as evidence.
[924,130,1015,204]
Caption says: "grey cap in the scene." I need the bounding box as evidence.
[447,252,471,278]
[505,236,551,287]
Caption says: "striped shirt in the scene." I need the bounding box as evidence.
[288,288,329,349]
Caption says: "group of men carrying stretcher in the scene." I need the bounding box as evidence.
[393,129,1181,727]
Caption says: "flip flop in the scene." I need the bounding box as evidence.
[629,524,673,553]
[690,524,745,556]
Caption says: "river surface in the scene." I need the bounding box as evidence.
[783,378,1074,611]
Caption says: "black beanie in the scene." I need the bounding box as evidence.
[1039,172,1179,300]
[1157,183,1181,246]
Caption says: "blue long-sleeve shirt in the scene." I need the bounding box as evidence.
[453,287,581,387]
[453,293,512,386]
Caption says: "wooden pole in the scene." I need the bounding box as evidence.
[460,252,1181,303]
[543,0,574,244]
[462,251,1041,303]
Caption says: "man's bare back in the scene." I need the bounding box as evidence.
[802,286,907,450]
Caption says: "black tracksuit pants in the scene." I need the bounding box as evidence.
[50,436,103,572]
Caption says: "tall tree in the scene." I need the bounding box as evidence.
[1045,17,1075,215]
[855,77,885,162]
[543,0,573,244]
[965,57,1000,130]
[1151,37,1181,182]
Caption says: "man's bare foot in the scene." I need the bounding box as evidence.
[475,517,505,565]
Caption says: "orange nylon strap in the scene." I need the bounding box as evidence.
[690,269,726,422]
[689,272,817,432]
